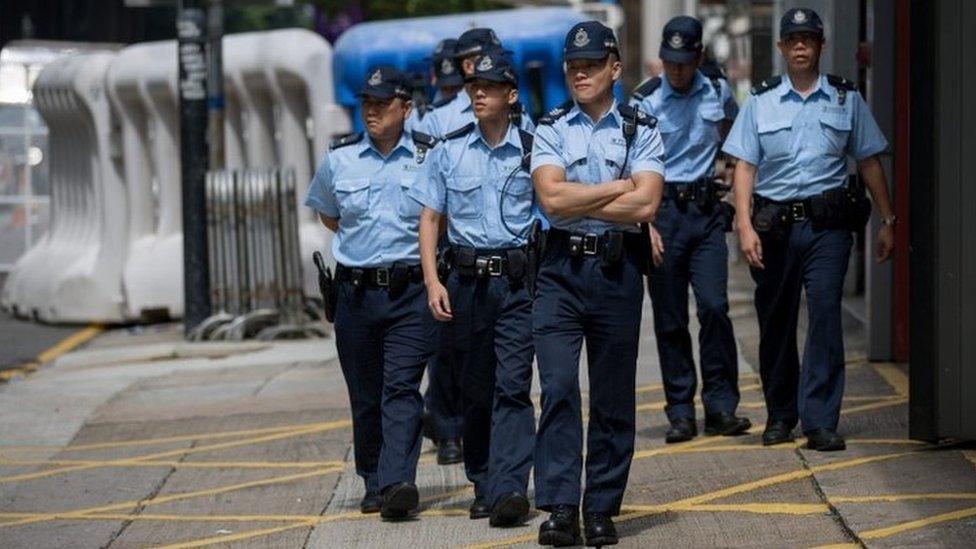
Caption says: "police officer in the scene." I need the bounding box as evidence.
[423,28,534,139]
[723,8,895,451]
[531,21,665,546]
[411,50,536,528]
[630,16,751,443]
[415,37,467,467]
[303,66,438,519]
[405,38,464,135]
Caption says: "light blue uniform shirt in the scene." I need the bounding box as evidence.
[530,100,666,235]
[722,73,888,201]
[303,131,428,267]
[631,71,738,182]
[423,92,535,138]
[409,122,533,249]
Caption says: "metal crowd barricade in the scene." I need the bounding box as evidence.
[192,167,326,341]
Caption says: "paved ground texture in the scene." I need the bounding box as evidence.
[1,265,974,548]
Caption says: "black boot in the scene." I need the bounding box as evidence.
[489,492,530,527]
[538,505,581,547]
[805,428,846,451]
[584,512,618,546]
[360,491,381,514]
[380,482,418,520]
[762,420,796,446]
[437,438,463,465]
[704,412,752,436]
[665,418,697,443]
[469,493,491,519]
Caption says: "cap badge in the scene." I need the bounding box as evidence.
[368,69,382,86]
[669,32,685,49]
[441,58,454,75]
[477,55,493,72]
[573,28,590,48]
[793,10,808,23]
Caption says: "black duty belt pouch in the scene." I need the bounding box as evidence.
[436,246,452,282]
[506,249,527,290]
[602,231,624,265]
[312,251,337,323]
[454,247,477,277]
[751,201,790,240]
[388,262,409,299]
[526,220,545,296]
[843,175,872,230]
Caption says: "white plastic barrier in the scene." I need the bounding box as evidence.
[106,41,184,320]
[2,30,350,324]
[1,52,128,323]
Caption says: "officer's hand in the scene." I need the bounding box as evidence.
[649,225,665,267]
[738,225,765,269]
[427,282,453,322]
[875,224,894,263]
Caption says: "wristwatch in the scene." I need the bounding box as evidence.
[880,215,897,227]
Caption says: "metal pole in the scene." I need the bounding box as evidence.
[178,1,211,334]
[207,0,225,170]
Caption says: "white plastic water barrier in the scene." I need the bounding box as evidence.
[1,29,350,323]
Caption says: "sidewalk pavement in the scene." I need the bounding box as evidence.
[0,264,974,548]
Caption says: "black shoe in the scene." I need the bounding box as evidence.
[360,491,381,514]
[704,412,752,436]
[538,505,581,547]
[665,418,697,443]
[762,420,796,446]
[437,438,463,465]
[421,412,437,442]
[380,482,418,520]
[489,492,530,527]
[584,512,618,546]
[805,428,846,451]
[469,494,491,519]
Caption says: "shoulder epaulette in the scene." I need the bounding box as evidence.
[411,130,438,149]
[431,95,453,109]
[517,129,534,171]
[330,132,363,150]
[617,104,657,128]
[751,75,782,95]
[443,122,475,140]
[417,103,435,118]
[631,77,661,101]
[826,74,857,91]
[538,100,574,125]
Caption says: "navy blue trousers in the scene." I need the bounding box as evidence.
[650,199,739,422]
[751,220,852,433]
[424,330,464,441]
[333,280,435,493]
[532,246,644,515]
[444,272,535,505]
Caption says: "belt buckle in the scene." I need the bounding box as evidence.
[790,202,807,222]
[375,268,390,287]
[488,256,503,276]
[583,234,598,256]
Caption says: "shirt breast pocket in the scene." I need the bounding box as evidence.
[334,177,370,218]
[757,117,793,161]
[397,178,423,219]
[819,114,852,155]
[564,144,589,182]
[501,173,534,225]
[446,175,484,219]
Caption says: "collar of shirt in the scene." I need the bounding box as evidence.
[360,130,413,160]
[566,98,621,128]
[470,120,521,152]
[456,92,473,113]
[661,70,709,100]
[778,73,832,103]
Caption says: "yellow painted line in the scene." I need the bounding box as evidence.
[0,458,346,470]
[632,434,730,460]
[157,522,313,549]
[812,543,859,549]
[0,465,345,529]
[621,502,829,515]
[0,324,104,383]
[836,398,907,415]
[0,421,348,484]
[832,493,976,504]
[635,373,760,395]
[872,363,908,397]
[53,420,349,453]
[859,505,976,540]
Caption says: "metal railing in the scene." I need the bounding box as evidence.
[191,167,326,341]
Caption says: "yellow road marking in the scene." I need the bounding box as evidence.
[621,502,829,515]
[0,465,345,529]
[834,398,907,415]
[859,505,976,540]
[872,363,908,397]
[0,458,346,470]
[158,522,313,549]
[832,493,976,503]
[0,421,348,484]
[1,324,104,383]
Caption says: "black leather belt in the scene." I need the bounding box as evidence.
[449,246,526,278]
[753,195,813,223]
[664,179,709,201]
[546,227,643,259]
[335,264,423,288]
